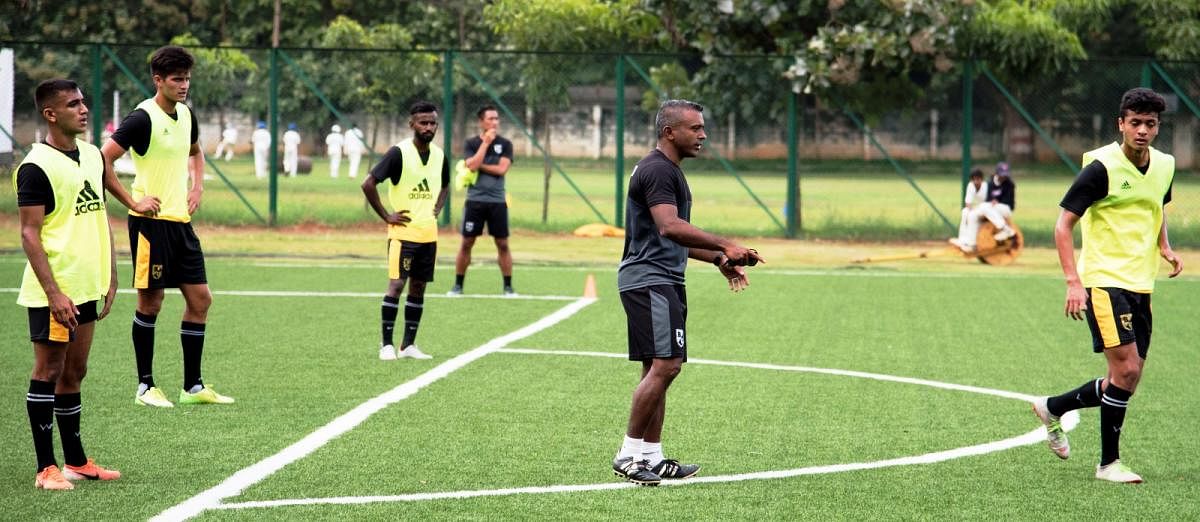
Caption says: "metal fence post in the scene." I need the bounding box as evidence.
[961,59,973,204]
[441,49,454,226]
[786,89,799,238]
[90,44,104,146]
[615,54,625,225]
[269,47,279,226]
[1141,61,1152,88]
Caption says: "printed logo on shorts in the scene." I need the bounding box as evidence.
[675,328,685,348]
[402,256,412,273]
[1120,313,1133,331]
[152,264,163,280]
[464,221,476,233]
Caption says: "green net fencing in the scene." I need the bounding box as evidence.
[1,43,1197,246]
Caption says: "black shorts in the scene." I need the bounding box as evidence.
[28,301,98,343]
[620,285,687,361]
[1085,287,1152,358]
[388,240,436,282]
[461,200,509,238]
[128,216,207,289]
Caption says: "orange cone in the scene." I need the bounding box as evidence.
[583,273,597,298]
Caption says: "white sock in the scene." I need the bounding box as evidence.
[617,435,643,460]
[137,383,150,396]
[187,384,204,394]
[642,442,664,467]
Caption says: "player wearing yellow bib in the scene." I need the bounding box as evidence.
[1031,88,1183,484]
[361,101,449,361]
[101,46,233,408]
[16,79,122,490]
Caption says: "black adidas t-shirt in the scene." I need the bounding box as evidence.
[369,145,450,186]
[15,143,95,215]
[1060,159,1173,216]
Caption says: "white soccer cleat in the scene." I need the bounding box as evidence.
[1095,460,1143,484]
[379,344,397,361]
[993,227,1015,242]
[398,345,432,359]
[1031,397,1070,459]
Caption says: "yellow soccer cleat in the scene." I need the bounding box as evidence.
[135,387,175,408]
[179,386,235,405]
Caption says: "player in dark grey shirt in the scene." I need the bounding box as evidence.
[611,100,765,486]
[450,105,517,296]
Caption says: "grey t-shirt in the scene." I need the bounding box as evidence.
[464,135,514,203]
[617,149,692,291]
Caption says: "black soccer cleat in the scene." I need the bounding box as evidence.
[650,459,700,480]
[612,456,661,486]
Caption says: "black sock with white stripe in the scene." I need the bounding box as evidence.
[181,321,206,392]
[381,296,400,346]
[27,379,56,472]
[1046,377,1104,416]
[1100,384,1133,466]
[54,392,85,467]
[132,312,157,388]
[400,296,424,348]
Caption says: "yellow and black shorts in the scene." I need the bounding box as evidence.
[128,215,207,289]
[387,239,436,282]
[1084,287,1152,358]
[27,300,98,344]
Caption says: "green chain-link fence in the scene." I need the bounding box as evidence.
[2,42,1197,246]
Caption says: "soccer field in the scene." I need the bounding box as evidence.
[2,255,1199,520]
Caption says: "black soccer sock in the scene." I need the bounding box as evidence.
[1046,377,1104,416]
[181,321,206,391]
[1099,384,1133,466]
[54,393,85,467]
[401,295,425,348]
[27,380,57,472]
[381,295,400,346]
[132,312,157,387]
[503,275,513,288]
[455,274,465,287]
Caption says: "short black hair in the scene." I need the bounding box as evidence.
[655,99,704,139]
[477,104,498,119]
[34,79,79,112]
[1119,88,1166,119]
[150,46,194,78]
[969,168,983,179]
[409,100,438,116]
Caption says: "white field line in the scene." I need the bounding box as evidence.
[214,347,1079,512]
[0,288,578,301]
[151,298,596,522]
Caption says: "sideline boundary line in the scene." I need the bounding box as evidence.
[213,347,1079,512]
[151,298,596,522]
[0,287,578,301]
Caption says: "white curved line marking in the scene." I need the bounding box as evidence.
[213,348,1079,512]
[151,299,596,522]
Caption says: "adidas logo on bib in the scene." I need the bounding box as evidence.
[409,178,433,200]
[74,180,105,215]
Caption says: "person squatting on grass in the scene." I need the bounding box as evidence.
[102,45,234,408]
[361,101,449,362]
[17,79,122,490]
[611,99,765,486]
[1031,87,1183,484]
